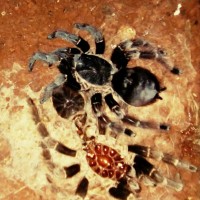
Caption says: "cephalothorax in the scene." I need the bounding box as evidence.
[28,23,197,199]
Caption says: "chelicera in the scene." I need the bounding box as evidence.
[28,23,198,199]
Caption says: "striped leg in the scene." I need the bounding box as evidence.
[128,144,198,172]
[105,93,169,131]
[128,145,198,191]
[91,93,135,136]
[111,38,180,74]
[48,30,90,53]
[74,23,105,54]
[28,47,80,71]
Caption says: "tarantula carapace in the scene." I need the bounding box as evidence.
[28,23,197,199]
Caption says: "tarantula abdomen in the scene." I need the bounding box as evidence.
[52,83,84,118]
[112,67,164,107]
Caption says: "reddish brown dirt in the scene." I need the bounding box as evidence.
[0,0,200,200]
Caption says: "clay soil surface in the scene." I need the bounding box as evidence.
[0,0,200,200]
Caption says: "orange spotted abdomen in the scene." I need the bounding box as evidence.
[86,142,130,180]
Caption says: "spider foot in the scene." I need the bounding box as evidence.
[47,30,79,43]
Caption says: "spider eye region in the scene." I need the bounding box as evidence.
[112,67,162,106]
[75,54,112,85]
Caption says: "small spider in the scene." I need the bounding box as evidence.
[28,23,197,199]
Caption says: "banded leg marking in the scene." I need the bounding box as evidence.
[74,23,105,54]
[105,93,169,131]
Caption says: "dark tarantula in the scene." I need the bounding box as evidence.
[29,23,197,199]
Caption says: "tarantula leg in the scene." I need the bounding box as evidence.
[44,138,77,157]
[55,141,77,157]
[64,164,81,178]
[37,123,50,138]
[28,52,60,71]
[47,30,90,53]
[111,39,152,69]
[41,136,77,157]
[133,155,184,191]
[122,115,169,130]
[110,123,136,137]
[40,74,66,104]
[91,93,102,114]
[98,115,109,135]
[74,23,105,54]
[128,145,198,172]
[105,93,122,117]
[27,98,42,124]
[111,38,180,74]
[75,177,89,198]
[111,46,129,70]
[91,93,110,134]
[91,93,134,136]
[105,93,169,131]
[28,48,80,71]
[109,178,132,200]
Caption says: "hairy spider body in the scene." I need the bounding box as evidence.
[28,23,198,199]
[75,54,113,85]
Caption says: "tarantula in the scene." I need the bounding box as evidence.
[28,23,197,199]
